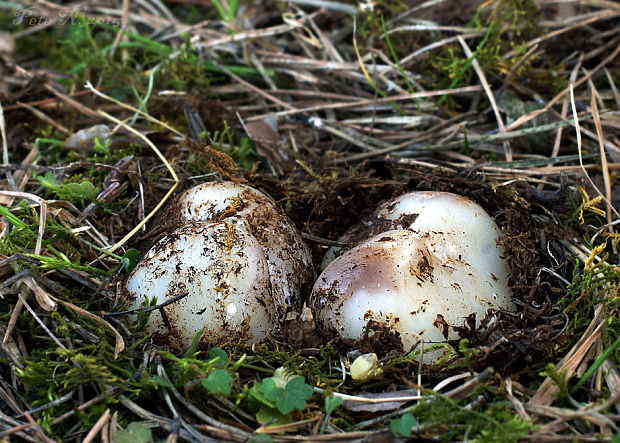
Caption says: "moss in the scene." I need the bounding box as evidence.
[427,0,544,107]
[412,389,536,441]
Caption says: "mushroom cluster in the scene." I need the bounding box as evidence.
[125,182,313,348]
[126,184,515,357]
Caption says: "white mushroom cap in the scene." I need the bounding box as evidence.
[311,229,514,354]
[322,192,509,285]
[167,181,264,224]
[376,192,507,280]
[167,181,314,319]
[125,182,314,348]
[312,191,515,359]
[125,221,274,348]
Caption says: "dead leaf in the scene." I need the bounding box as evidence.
[22,276,57,312]
[244,116,296,175]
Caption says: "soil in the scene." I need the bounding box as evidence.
[150,143,577,374]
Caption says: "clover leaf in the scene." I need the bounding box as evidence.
[202,369,233,395]
[390,413,417,437]
[258,375,313,415]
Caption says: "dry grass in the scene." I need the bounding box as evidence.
[0,0,619,441]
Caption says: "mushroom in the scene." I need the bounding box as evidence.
[164,181,314,318]
[125,182,313,348]
[310,192,515,358]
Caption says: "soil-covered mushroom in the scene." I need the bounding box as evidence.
[310,192,515,359]
[125,182,314,348]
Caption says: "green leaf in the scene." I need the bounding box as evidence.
[228,0,239,19]
[37,172,61,188]
[381,15,415,94]
[324,396,342,415]
[211,0,228,21]
[540,363,570,402]
[390,413,417,437]
[257,378,278,396]
[249,381,276,409]
[208,348,228,367]
[320,396,343,434]
[114,422,153,443]
[261,376,313,415]
[202,369,233,395]
[255,405,292,426]
[61,181,100,201]
[93,137,110,155]
[37,172,100,203]
[122,249,140,273]
[185,328,204,358]
[436,22,494,107]
[0,205,26,228]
